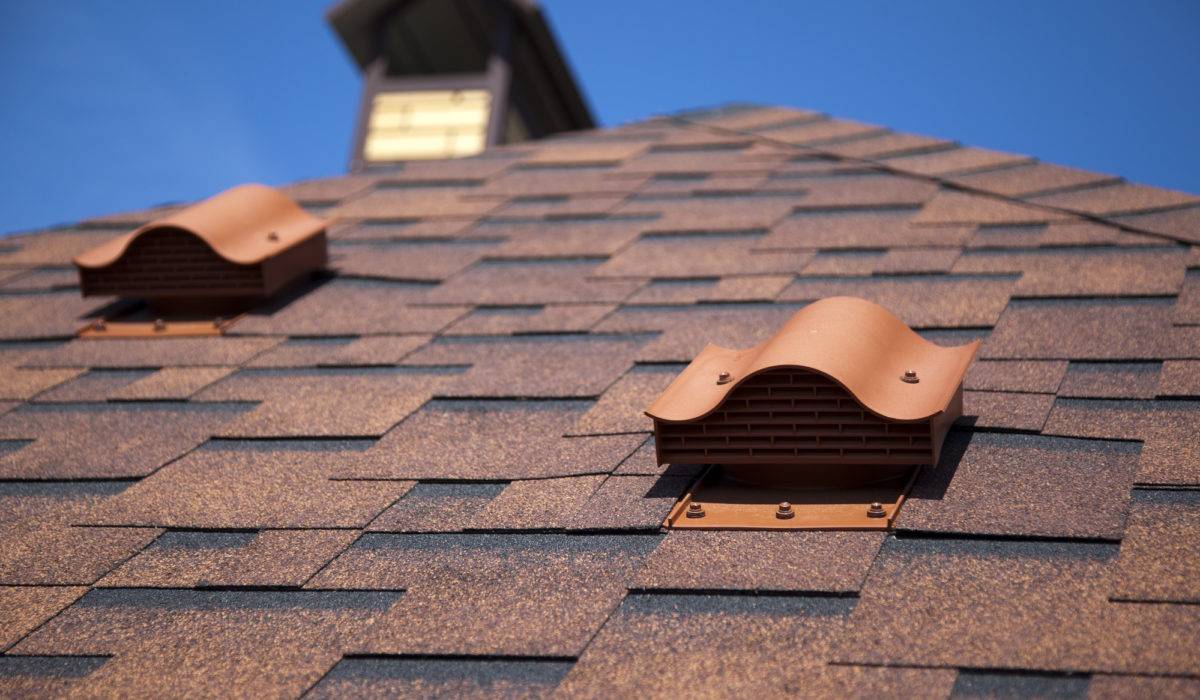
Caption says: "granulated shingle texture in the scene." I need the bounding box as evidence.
[0,482,163,585]
[948,161,1118,197]
[11,588,400,699]
[635,530,886,592]
[0,402,248,478]
[0,366,83,400]
[817,131,951,159]
[97,529,358,588]
[594,304,805,362]
[1028,182,1200,216]
[567,365,678,435]
[331,186,500,219]
[444,304,614,335]
[194,367,446,437]
[0,653,110,700]
[963,359,1067,393]
[480,218,645,258]
[593,232,812,278]
[982,299,1200,360]
[951,247,1187,297]
[557,593,956,699]
[880,146,1030,177]
[1109,491,1200,604]
[833,538,1200,674]
[758,117,884,145]
[898,432,1139,539]
[912,190,1078,226]
[87,441,412,529]
[0,292,110,340]
[332,241,498,282]
[229,278,471,336]
[1089,675,1200,700]
[307,657,574,700]
[785,173,939,209]
[961,390,1055,431]
[0,585,86,650]
[367,482,507,533]
[399,335,648,398]
[466,475,607,531]
[311,533,659,656]
[779,275,1014,327]
[344,400,644,480]
[423,260,642,305]
[31,369,152,403]
[1043,399,1200,485]
[1116,204,1200,244]
[3,104,1199,697]
[1058,361,1163,399]
[565,474,691,531]
[1159,360,1200,396]
[18,336,284,367]
[108,367,237,400]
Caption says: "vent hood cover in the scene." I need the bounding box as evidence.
[74,184,330,300]
[648,296,979,530]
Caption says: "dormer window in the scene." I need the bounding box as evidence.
[647,296,978,530]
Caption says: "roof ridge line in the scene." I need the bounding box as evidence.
[669,110,1194,248]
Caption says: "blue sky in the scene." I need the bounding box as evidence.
[1,0,1198,235]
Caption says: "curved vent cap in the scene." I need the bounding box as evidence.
[647,296,979,530]
[72,184,330,338]
[73,184,330,301]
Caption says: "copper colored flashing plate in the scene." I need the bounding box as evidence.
[664,464,915,530]
[73,184,331,299]
[78,315,242,339]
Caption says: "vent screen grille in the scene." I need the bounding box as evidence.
[656,369,933,465]
[81,229,263,296]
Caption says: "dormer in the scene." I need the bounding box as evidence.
[327,0,594,169]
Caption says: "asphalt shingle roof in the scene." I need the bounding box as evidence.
[1,104,1198,698]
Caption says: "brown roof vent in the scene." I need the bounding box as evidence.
[647,296,978,530]
[73,184,330,336]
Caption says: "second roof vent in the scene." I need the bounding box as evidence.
[647,296,979,530]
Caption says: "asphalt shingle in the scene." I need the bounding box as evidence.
[833,538,1200,675]
[310,533,659,656]
[3,103,1199,697]
[11,588,400,699]
[899,432,1139,539]
[87,441,411,529]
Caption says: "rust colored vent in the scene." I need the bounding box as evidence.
[656,368,939,467]
[647,296,979,530]
[74,184,330,301]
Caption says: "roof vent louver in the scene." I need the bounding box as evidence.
[647,296,978,530]
[72,184,330,336]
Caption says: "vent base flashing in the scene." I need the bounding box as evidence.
[663,463,918,530]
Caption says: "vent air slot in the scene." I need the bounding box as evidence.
[656,370,935,466]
